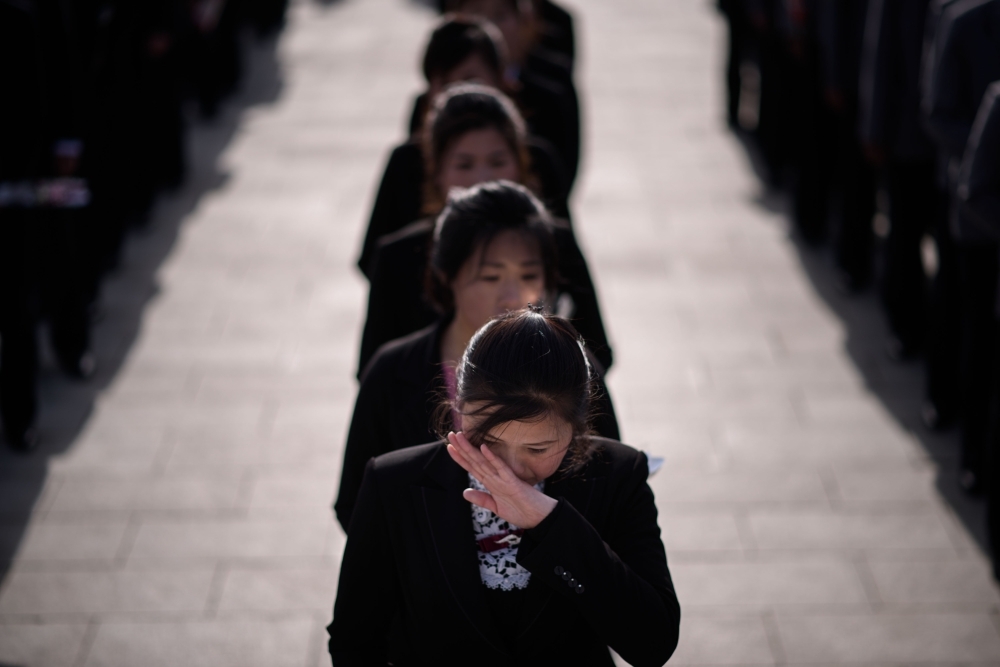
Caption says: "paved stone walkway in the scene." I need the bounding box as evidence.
[3,0,1000,665]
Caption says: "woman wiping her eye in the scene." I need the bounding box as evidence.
[335,180,619,532]
[328,309,680,666]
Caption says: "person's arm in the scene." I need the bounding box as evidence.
[554,226,613,372]
[356,145,422,279]
[328,460,396,666]
[334,362,393,531]
[517,452,680,667]
[959,82,1000,238]
[858,0,892,157]
[589,363,621,441]
[923,15,972,157]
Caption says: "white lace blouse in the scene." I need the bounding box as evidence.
[469,474,545,591]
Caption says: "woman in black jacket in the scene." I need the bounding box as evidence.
[336,181,619,531]
[328,309,680,666]
[358,83,611,376]
[357,15,573,277]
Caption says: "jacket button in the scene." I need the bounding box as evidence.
[554,566,564,576]
[561,571,572,581]
[575,584,585,594]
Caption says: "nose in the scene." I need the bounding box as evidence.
[496,448,530,480]
[474,164,495,185]
[497,277,522,312]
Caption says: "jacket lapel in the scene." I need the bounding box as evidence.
[413,445,513,657]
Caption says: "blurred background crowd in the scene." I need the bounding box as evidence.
[0,0,289,452]
[3,0,1000,576]
[717,0,1000,571]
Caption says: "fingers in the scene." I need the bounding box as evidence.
[447,432,490,480]
[462,488,497,514]
[446,442,474,474]
[478,441,516,482]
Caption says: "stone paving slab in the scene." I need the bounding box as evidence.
[2,0,1000,665]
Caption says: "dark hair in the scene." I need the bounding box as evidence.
[444,309,598,468]
[445,0,529,14]
[422,15,506,85]
[421,83,534,214]
[426,180,558,313]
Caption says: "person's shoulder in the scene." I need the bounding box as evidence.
[377,217,434,250]
[369,441,446,485]
[386,140,422,167]
[582,437,648,477]
[360,323,438,384]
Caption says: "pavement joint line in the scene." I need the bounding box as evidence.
[150,427,178,477]
[112,513,143,568]
[70,615,100,667]
[760,609,788,666]
[817,466,844,510]
[203,561,230,619]
[850,555,885,613]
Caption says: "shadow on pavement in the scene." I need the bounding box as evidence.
[732,128,987,553]
[0,33,284,586]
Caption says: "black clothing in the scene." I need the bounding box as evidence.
[358,217,613,376]
[958,81,1000,234]
[534,0,576,71]
[328,439,681,667]
[335,320,621,532]
[860,0,936,350]
[356,137,570,279]
[719,0,749,126]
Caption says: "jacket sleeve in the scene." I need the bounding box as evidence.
[958,81,1000,238]
[357,246,403,379]
[334,363,393,531]
[356,145,421,278]
[555,226,614,372]
[923,15,972,158]
[328,460,396,666]
[517,453,680,667]
[858,0,891,147]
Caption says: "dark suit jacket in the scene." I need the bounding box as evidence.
[535,0,576,71]
[357,217,613,376]
[328,439,681,667]
[959,81,1000,235]
[335,320,620,531]
[923,0,1000,161]
[858,0,935,162]
[356,136,570,279]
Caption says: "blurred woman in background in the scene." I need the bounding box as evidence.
[336,181,619,531]
[357,83,610,376]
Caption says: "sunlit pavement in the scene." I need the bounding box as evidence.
[2,1,999,665]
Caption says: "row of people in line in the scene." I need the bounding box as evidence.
[0,0,288,451]
[328,2,680,662]
[718,0,1000,573]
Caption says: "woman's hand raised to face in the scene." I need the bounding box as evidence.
[446,431,558,529]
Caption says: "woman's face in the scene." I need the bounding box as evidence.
[450,230,545,334]
[461,0,526,64]
[437,128,521,195]
[429,54,502,100]
[460,408,572,485]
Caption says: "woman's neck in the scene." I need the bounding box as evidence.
[441,316,476,367]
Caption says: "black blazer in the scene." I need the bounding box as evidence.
[356,136,570,279]
[357,217,613,376]
[335,320,620,531]
[328,439,681,667]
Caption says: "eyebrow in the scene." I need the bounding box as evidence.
[483,435,560,447]
[480,259,543,268]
